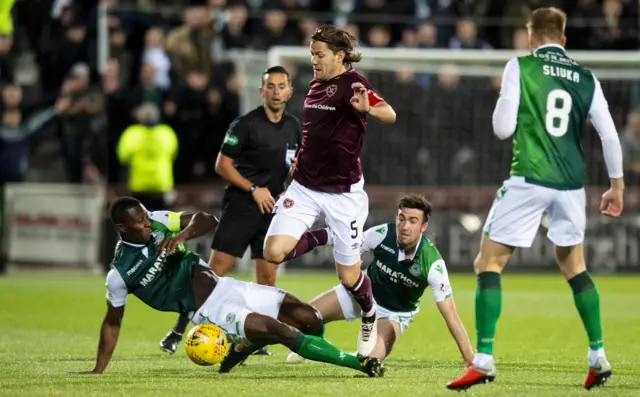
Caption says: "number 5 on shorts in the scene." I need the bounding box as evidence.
[350,220,358,239]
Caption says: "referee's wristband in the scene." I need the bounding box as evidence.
[248,185,257,193]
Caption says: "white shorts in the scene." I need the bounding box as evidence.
[191,277,286,344]
[333,284,418,334]
[266,179,369,265]
[483,176,586,248]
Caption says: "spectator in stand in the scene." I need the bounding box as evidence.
[449,18,491,49]
[342,23,360,42]
[220,3,251,50]
[367,25,391,48]
[416,22,438,49]
[166,6,215,78]
[397,28,418,48]
[102,27,133,88]
[142,28,171,91]
[129,62,166,112]
[251,9,298,50]
[298,17,319,45]
[0,97,70,184]
[103,58,128,183]
[589,0,638,50]
[58,63,104,183]
[512,27,529,51]
[47,21,87,93]
[164,69,210,183]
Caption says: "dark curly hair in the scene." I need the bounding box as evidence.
[398,194,432,223]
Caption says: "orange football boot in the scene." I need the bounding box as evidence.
[584,357,612,390]
[447,361,496,391]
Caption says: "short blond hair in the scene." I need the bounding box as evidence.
[526,7,567,42]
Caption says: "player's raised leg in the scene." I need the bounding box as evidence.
[323,187,377,356]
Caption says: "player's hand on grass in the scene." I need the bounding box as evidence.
[252,187,275,214]
[600,187,623,217]
[350,82,370,113]
[157,234,188,255]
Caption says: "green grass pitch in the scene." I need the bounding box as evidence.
[0,272,639,396]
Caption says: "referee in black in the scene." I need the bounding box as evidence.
[159,66,301,355]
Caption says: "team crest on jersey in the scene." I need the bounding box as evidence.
[409,262,421,277]
[226,313,236,323]
[326,84,338,97]
[283,198,294,209]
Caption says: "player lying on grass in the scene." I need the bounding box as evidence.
[285,194,474,364]
[75,197,384,377]
[447,7,623,391]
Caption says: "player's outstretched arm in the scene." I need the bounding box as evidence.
[436,297,474,366]
[77,304,124,374]
[428,260,473,366]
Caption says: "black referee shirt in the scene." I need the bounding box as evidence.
[220,106,301,197]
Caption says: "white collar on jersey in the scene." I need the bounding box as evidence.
[121,239,145,248]
[534,43,565,53]
[398,236,423,262]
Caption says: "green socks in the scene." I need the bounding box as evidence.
[475,271,502,355]
[290,332,362,371]
[474,270,603,357]
[569,271,604,350]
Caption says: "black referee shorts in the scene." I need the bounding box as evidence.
[211,190,274,260]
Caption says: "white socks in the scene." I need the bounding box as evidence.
[588,348,606,367]
[473,353,493,368]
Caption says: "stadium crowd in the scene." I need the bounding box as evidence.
[0,0,638,190]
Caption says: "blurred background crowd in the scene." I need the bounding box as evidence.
[0,0,638,196]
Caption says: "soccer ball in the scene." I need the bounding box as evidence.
[184,324,229,366]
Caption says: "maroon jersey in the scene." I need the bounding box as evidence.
[293,69,384,193]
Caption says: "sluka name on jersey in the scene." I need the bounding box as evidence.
[140,251,167,287]
[543,65,580,83]
[375,260,420,288]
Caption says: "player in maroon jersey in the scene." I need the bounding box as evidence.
[262,25,396,355]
